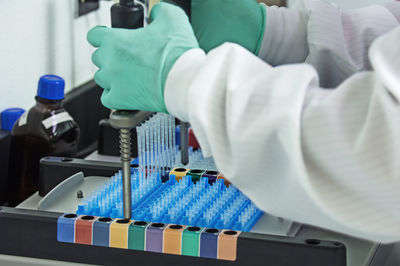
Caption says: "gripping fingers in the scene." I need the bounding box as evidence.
[94,69,111,90]
[100,89,114,110]
[87,26,109,48]
[150,2,186,23]
[91,49,104,68]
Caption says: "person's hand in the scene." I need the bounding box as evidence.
[191,0,266,54]
[87,3,199,112]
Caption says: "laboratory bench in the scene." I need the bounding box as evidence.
[0,152,396,266]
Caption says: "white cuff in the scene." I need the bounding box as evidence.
[258,5,309,65]
[164,48,206,122]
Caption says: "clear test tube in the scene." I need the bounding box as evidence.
[164,114,171,168]
[137,125,143,180]
[153,118,158,175]
[141,125,146,184]
[140,125,145,185]
[156,115,161,175]
[168,116,174,166]
[160,115,166,174]
[158,116,162,172]
[171,116,176,163]
[145,124,150,179]
[152,117,157,176]
[149,121,154,175]
[166,114,170,164]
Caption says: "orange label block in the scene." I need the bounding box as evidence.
[217,174,231,187]
[110,219,133,249]
[218,230,241,261]
[163,224,186,255]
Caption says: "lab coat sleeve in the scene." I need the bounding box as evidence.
[164,27,400,243]
[258,0,400,87]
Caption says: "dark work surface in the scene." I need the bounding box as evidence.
[0,207,346,266]
[0,131,11,204]
[238,232,346,266]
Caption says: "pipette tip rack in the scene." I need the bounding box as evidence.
[76,168,263,232]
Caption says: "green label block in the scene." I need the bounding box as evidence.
[182,227,203,257]
[187,169,205,183]
[128,221,149,251]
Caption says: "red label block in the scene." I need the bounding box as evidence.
[188,128,200,149]
[75,215,96,245]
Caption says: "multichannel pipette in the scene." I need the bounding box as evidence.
[108,0,192,220]
[109,0,145,220]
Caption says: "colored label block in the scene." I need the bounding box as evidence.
[170,168,189,181]
[218,230,241,261]
[187,169,205,183]
[188,128,200,149]
[129,221,150,251]
[57,214,78,243]
[146,223,166,252]
[110,219,132,249]
[163,224,186,255]
[182,226,204,257]
[217,174,231,187]
[200,228,220,259]
[75,215,96,245]
[202,171,219,184]
[58,215,242,262]
[93,217,114,247]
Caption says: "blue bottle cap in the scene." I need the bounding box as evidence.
[37,74,65,100]
[1,108,25,131]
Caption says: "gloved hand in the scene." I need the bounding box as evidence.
[87,3,199,112]
[191,0,266,54]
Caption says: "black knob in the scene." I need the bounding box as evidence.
[111,0,144,29]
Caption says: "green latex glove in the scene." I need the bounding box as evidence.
[87,3,199,112]
[191,0,266,54]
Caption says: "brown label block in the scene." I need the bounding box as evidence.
[75,215,96,245]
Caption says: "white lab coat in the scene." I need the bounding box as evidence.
[164,0,400,243]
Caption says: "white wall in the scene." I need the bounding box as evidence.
[288,0,391,9]
[0,0,113,112]
[1,0,391,112]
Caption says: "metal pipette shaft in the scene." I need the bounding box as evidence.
[120,129,132,219]
[180,121,189,165]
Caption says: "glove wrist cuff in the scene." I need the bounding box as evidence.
[255,3,267,55]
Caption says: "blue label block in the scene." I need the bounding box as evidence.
[57,214,78,243]
[93,217,114,247]
[200,229,220,259]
